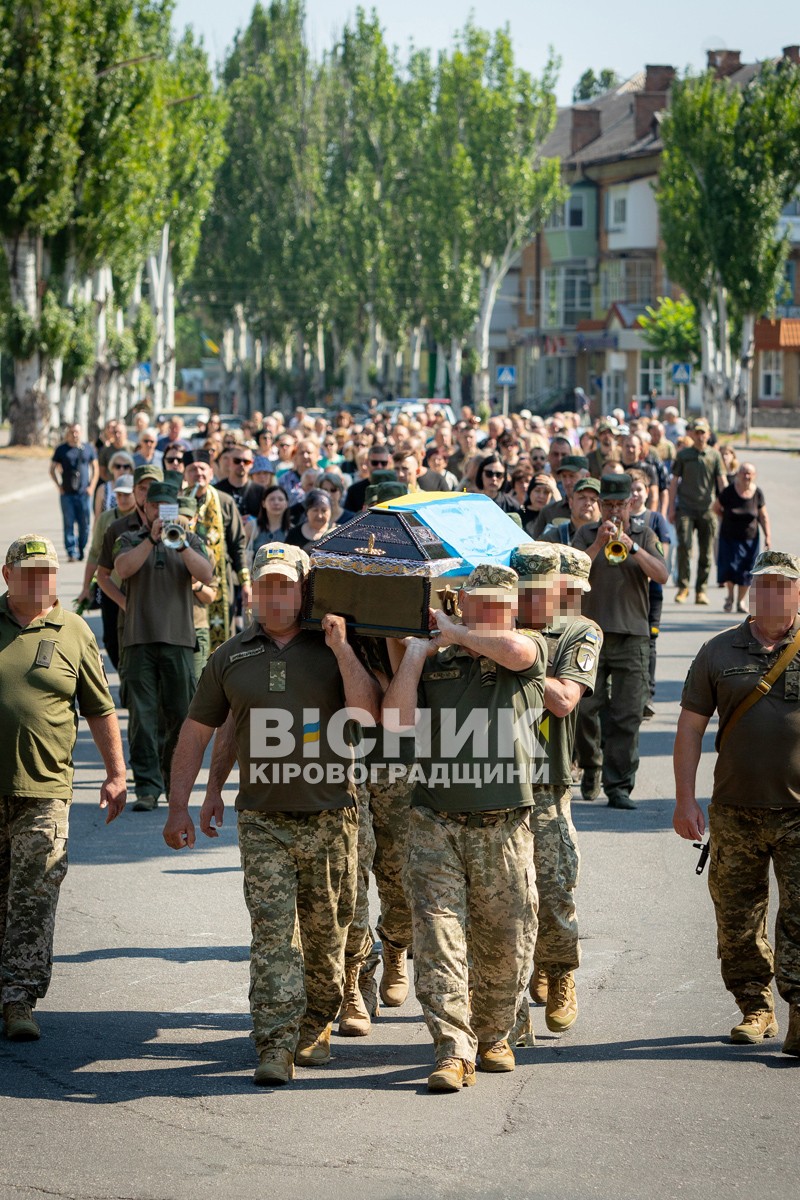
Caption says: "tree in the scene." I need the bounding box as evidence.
[656,61,800,430]
[572,68,619,103]
[637,296,700,364]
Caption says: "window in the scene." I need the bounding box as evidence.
[760,351,783,399]
[545,192,586,231]
[525,277,536,316]
[639,354,669,397]
[600,259,654,308]
[777,261,796,314]
[607,191,627,231]
[541,266,592,329]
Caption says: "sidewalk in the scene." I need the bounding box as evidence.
[732,426,800,452]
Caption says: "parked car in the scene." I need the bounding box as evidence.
[375,399,456,425]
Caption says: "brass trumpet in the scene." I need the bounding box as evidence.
[604,519,628,566]
[160,521,188,550]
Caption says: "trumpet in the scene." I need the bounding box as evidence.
[604,519,628,566]
[161,521,188,550]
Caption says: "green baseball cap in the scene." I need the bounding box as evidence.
[252,542,310,583]
[556,455,589,474]
[462,563,519,595]
[574,477,601,495]
[510,542,560,582]
[5,534,59,570]
[147,481,181,505]
[133,464,164,486]
[559,545,592,592]
[751,551,800,580]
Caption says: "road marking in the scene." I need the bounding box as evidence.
[0,482,51,507]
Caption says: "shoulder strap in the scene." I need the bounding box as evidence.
[720,626,800,748]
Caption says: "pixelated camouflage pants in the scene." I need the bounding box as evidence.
[403,805,538,1062]
[238,806,358,1055]
[708,802,800,1011]
[346,773,413,965]
[0,796,70,1006]
[530,786,580,975]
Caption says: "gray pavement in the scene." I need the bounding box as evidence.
[1,450,799,1200]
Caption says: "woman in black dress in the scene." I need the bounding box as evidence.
[714,463,771,613]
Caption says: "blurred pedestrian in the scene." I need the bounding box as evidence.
[714,463,770,614]
[49,423,98,562]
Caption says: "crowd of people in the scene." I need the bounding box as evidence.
[2,397,797,1094]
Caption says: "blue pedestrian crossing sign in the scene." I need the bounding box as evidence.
[496,365,517,387]
[672,363,692,385]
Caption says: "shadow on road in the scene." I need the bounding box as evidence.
[54,945,249,965]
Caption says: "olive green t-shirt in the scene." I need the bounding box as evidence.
[572,523,664,637]
[189,625,359,813]
[681,617,800,808]
[412,633,547,813]
[114,529,207,649]
[98,511,142,572]
[0,597,115,798]
[671,446,725,516]
[538,616,603,788]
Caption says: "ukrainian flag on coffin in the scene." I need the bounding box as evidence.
[373,492,525,575]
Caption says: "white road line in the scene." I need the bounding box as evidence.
[0,482,51,506]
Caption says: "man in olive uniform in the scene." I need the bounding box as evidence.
[674,550,800,1055]
[587,423,621,479]
[1,536,126,1041]
[510,543,601,1038]
[114,480,212,810]
[384,564,545,1092]
[540,477,600,545]
[573,474,668,809]
[164,543,381,1086]
[668,418,726,605]
[529,455,589,537]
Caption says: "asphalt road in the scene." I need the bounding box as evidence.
[1,449,799,1200]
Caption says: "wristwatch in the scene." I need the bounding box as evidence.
[629,541,640,556]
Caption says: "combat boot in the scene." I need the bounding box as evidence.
[607,791,637,810]
[131,794,158,812]
[3,1001,40,1041]
[427,1057,476,1092]
[477,1039,515,1072]
[529,966,548,1005]
[580,769,601,802]
[730,1008,778,1044]
[338,962,371,1037]
[545,973,578,1032]
[782,1006,800,1057]
[379,940,409,1007]
[253,1048,294,1086]
[295,1022,332,1066]
[510,1004,536,1048]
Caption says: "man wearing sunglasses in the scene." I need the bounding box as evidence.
[343,444,393,513]
[216,448,266,520]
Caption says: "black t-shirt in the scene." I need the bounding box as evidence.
[215,479,265,519]
[52,442,96,493]
[718,484,764,542]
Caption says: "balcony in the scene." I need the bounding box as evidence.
[598,259,656,313]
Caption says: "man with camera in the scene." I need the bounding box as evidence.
[113,481,212,811]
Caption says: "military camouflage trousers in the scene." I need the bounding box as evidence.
[530,786,581,975]
[403,804,538,1062]
[0,796,70,1006]
[238,806,358,1055]
[346,774,413,965]
[708,802,800,1011]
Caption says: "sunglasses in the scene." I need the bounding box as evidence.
[370,460,390,467]
[483,470,505,479]
[164,457,184,465]
[231,457,253,466]
[111,463,129,470]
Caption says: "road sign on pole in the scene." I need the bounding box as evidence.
[672,363,692,385]
[496,365,517,387]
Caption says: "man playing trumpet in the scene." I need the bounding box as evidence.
[571,474,668,809]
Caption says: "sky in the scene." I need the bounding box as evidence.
[172,0,798,104]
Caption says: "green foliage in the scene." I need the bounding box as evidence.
[38,291,72,357]
[637,297,700,364]
[572,68,619,103]
[1,304,38,359]
[0,293,72,359]
[132,301,154,362]
[462,346,481,376]
[107,325,137,373]
[62,298,95,386]
[175,311,203,368]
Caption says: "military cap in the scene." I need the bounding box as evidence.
[133,464,163,485]
[177,495,197,518]
[689,417,710,432]
[252,542,310,584]
[146,481,181,505]
[751,550,800,580]
[510,542,560,582]
[462,562,519,595]
[5,534,59,570]
[556,454,589,474]
[574,477,601,495]
[365,469,398,507]
[163,470,185,491]
[113,473,134,494]
[372,482,409,505]
[599,473,632,501]
[596,420,616,434]
[559,545,592,593]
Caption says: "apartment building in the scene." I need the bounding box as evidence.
[509,48,800,415]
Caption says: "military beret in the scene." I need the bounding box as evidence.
[599,473,632,501]
[462,563,519,595]
[5,534,59,570]
[751,550,800,580]
[133,464,164,485]
[559,546,592,592]
[574,477,601,495]
[510,542,560,581]
[557,455,589,474]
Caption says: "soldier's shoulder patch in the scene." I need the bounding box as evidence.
[576,646,596,673]
[426,669,462,681]
[229,645,266,664]
[583,628,599,644]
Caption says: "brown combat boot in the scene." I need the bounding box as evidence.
[510,1004,536,1048]
[782,1006,800,1057]
[477,1039,515,1072]
[427,1057,476,1092]
[253,1048,294,1086]
[379,940,409,1007]
[529,966,548,1005]
[730,1009,778,1044]
[338,962,371,1037]
[3,1001,40,1042]
[545,972,578,1032]
[295,1023,332,1066]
